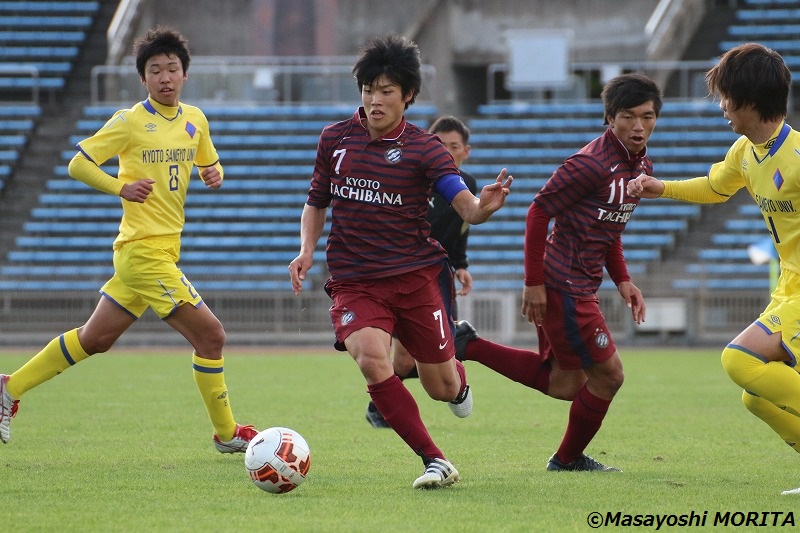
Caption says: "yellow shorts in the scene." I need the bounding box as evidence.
[757,268,800,369]
[101,238,203,319]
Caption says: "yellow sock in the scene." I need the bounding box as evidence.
[743,391,800,453]
[721,344,800,417]
[192,353,236,440]
[7,328,90,399]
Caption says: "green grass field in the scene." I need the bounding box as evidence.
[1,347,798,532]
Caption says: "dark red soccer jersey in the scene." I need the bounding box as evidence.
[307,108,458,280]
[531,128,652,296]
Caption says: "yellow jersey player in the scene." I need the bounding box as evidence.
[628,43,800,495]
[0,26,257,453]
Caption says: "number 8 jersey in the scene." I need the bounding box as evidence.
[74,97,222,246]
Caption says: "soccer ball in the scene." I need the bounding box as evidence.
[245,427,311,493]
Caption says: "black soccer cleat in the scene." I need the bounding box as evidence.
[453,320,478,361]
[365,401,390,428]
[546,453,621,472]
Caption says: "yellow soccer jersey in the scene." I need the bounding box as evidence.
[668,122,800,275]
[75,97,222,245]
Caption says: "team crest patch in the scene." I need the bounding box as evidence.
[185,121,197,139]
[384,147,402,164]
[341,310,355,326]
[595,331,610,349]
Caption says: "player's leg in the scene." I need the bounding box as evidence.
[366,336,418,428]
[742,391,800,453]
[330,275,459,488]
[165,301,254,452]
[1,291,135,444]
[125,239,253,452]
[721,320,800,419]
[395,260,472,418]
[455,320,552,394]
[544,290,622,472]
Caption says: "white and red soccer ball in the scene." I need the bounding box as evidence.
[245,427,311,493]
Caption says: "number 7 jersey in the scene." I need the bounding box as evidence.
[75,98,222,245]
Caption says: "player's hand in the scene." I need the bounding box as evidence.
[618,281,646,324]
[120,179,155,203]
[288,252,313,295]
[478,169,513,214]
[627,173,664,199]
[200,167,222,189]
[521,284,547,326]
[454,268,472,296]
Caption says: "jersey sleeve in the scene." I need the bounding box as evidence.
[193,112,223,179]
[663,137,747,202]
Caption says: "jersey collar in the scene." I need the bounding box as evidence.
[143,98,183,121]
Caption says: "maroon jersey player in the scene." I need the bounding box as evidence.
[457,73,660,472]
[289,33,512,489]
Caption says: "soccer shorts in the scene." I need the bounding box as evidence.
[100,237,203,319]
[755,268,800,369]
[537,286,616,370]
[325,260,456,364]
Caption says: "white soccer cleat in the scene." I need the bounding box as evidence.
[781,487,800,495]
[448,384,473,418]
[413,458,460,489]
[213,423,258,453]
[0,374,20,444]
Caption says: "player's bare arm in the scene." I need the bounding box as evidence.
[199,166,222,189]
[120,179,155,203]
[521,284,547,326]
[451,169,512,224]
[626,173,664,198]
[289,204,328,295]
[617,281,646,324]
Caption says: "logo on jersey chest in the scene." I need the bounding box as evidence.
[384,147,402,164]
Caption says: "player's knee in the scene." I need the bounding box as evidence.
[741,390,766,416]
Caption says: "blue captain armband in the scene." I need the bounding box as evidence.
[435,173,469,203]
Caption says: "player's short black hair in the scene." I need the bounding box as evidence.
[706,42,790,122]
[133,26,191,79]
[352,33,421,109]
[429,115,470,144]
[601,73,663,125]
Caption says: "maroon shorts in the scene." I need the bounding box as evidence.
[537,286,616,370]
[325,261,456,364]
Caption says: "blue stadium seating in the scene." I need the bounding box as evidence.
[0,2,100,96]
[0,104,40,191]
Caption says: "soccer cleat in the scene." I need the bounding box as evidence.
[365,401,390,428]
[448,384,473,418]
[453,320,478,362]
[0,374,19,444]
[546,453,621,472]
[412,458,460,489]
[213,423,258,453]
[782,487,800,495]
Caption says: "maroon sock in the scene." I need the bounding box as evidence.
[454,359,467,397]
[368,375,443,461]
[555,385,611,464]
[464,337,550,393]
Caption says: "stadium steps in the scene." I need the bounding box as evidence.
[0,0,117,259]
